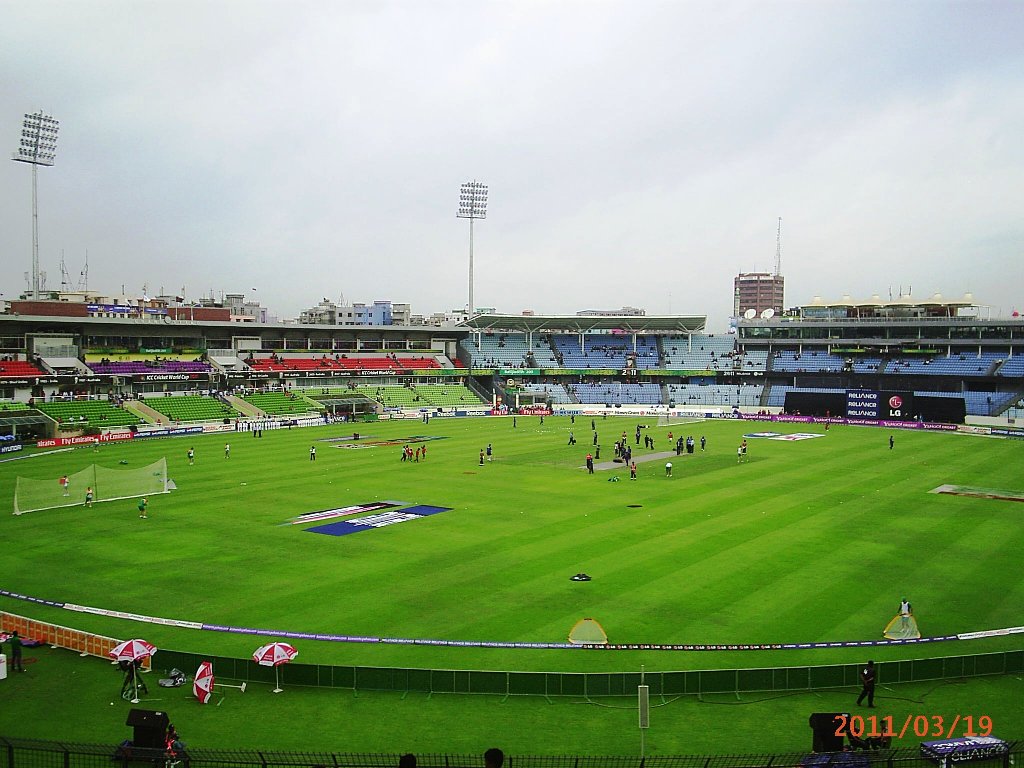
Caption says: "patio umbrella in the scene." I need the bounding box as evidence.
[194,661,214,704]
[109,639,156,704]
[109,638,157,663]
[252,642,298,693]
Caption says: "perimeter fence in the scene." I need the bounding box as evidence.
[153,648,1024,697]
[1,738,1019,768]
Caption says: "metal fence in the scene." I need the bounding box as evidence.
[152,649,1024,697]
[0,738,1019,768]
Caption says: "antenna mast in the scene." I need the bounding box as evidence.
[774,217,782,277]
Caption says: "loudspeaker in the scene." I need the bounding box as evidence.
[126,709,169,749]
[808,712,847,752]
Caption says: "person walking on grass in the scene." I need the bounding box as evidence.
[138,497,148,519]
[857,660,876,707]
[8,630,24,672]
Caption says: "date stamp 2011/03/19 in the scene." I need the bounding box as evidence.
[834,714,993,740]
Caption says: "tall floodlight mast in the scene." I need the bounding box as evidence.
[457,180,487,317]
[774,216,782,277]
[11,111,60,300]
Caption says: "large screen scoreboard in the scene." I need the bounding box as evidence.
[846,389,915,419]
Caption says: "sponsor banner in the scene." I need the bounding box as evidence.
[540,368,617,376]
[63,602,203,629]
[36,433,134,448]
[744,432,782,438]
[768,433,824,441]
[135,373,207,382]
[958,425,992,435]
[289,501,403,525]
[226,371,277,380]
[0,586,1011,650]
[135,425,204,439]
[644,369,718,377]
[846,389,880,419]
[307,506,452,537]
[921,738,1009,764]
[0,444,25,454]
[743,413,957,431]
[0,377,60,386]
[518,405,552,416]
[990,428,1024,439]
[957,626,1024,640]
[499,368,539,376]
[87,303,168,316]
[0,434,16,442]
[203,423,238,433]
[0,588,65,608]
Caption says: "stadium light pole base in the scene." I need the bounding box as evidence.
[272,688,283,694]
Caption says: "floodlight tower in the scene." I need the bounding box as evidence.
[11,111,60,300]
[774,216,782,277]
[457,180,487,317]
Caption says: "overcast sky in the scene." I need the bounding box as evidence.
[1,0,1022,329]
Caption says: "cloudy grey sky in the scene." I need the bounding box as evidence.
[2,0,1022,328]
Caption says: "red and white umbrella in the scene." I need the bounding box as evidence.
[194,661,214,704]
[109,638,157,663]
[252,642,298,693]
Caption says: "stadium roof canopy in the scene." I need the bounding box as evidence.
[459,314,706,334]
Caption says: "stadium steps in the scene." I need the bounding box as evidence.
[124,401,162,425]
[225,394,264,417]
[661,383,670,405]
[994,387,1024,416]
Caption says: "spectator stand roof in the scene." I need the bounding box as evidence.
[460,314,707,336]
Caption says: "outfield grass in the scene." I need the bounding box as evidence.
[1,415,1022,752]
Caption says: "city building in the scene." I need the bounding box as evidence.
[733,272,785,318]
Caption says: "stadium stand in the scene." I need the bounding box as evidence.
[0,401,32,412]
[769,350,847,373]
[570,382,662,405]
[995,356,1024,377]
[36,400,142,428]
[661,334,736,369]
[667,383,764,407]
[412,384,485,407]
[530,336,561,367]
[552,334,660,369]
[733,349,769,372]
[355,385,421,408]
[241,392,322,415]
[143,395,241,422]
[0,360,47,378]
[519,382,573,403]
[247,355,441,372]
[87,360,211,375]
[459,333,531,368]
[882,352,1005,376]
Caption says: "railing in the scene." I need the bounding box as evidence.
[0,737,1018,768]
[151,649,1024,697]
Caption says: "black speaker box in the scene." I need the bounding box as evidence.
[808,712,848,752]
[126,709,169,749]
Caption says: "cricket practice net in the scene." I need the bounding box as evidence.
[13,457,168,515]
